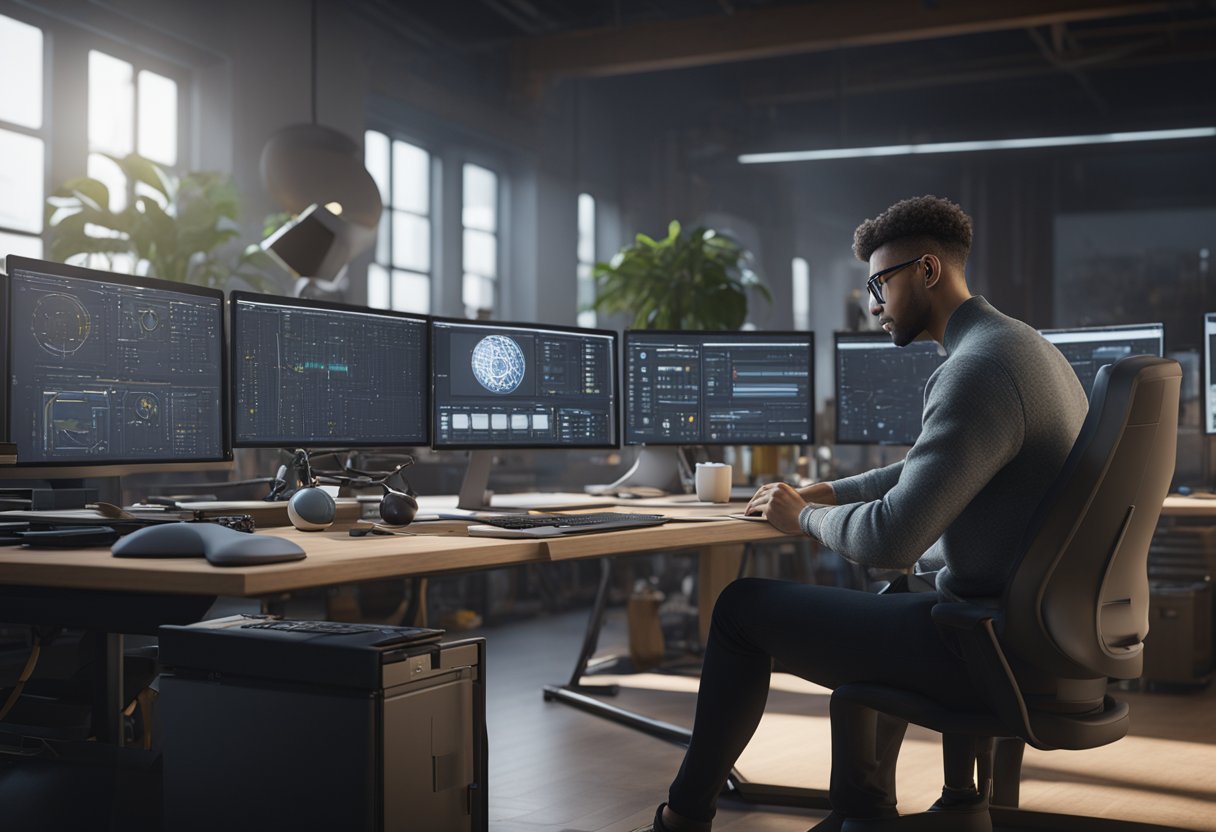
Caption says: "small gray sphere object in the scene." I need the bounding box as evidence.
[287,487,336,531]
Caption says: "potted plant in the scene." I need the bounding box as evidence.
[44,152,284,291]
[589,220,770,330]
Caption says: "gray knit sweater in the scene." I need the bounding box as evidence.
[800,297,1088,598]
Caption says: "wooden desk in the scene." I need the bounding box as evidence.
[1161,495,1216,517]
[0,512,785,598]
[0,508,786,746]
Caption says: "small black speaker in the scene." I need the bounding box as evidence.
[379,486,418,526]
[287,487,337,531]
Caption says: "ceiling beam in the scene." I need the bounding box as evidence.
[514,0,1189,82]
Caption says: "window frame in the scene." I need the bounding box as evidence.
[364,128,436,315]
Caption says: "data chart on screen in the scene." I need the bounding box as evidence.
[624,331,814,446]
[231,293,429,447]
[5,256,227,465]
[835,332,946,446]
[1040,323,1164,396]
[1204,313,1216,435]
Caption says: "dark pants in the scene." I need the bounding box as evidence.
[667,578,979,822]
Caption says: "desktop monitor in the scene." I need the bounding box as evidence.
[2,255,229,474]
[1040,323,1165,396]
[230,292,429,448]
[834,332,946,446]
[1204,313,1216,435]
[430,318,619,450]
[623,330,814,445]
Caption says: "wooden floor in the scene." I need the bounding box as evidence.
[478,606,1216,832]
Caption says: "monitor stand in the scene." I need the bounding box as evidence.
[457,450,495,511]
[587,446,694,497]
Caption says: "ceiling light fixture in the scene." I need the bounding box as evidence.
[737,127,1216,165]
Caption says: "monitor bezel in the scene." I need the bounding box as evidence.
[429,315,621,451]
[1203,312,1216,436]
[1038,321,1165,353]
[833,330,939,447]
[229,290,432,449]
[622,328,816,447]
[3,254,232,469]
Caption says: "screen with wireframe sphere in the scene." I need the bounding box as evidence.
[431,318,618,449]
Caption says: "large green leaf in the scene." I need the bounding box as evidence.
[591,220,770,330]
[41,152,289,292]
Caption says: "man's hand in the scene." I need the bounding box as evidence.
[746,482,812,536]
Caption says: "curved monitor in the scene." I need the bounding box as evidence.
[230,292,429,448]
[2,255,230,473]
[835,332,945,446]
[624,330,814,446]
[431,317,618,450]
[1040,322,1165,396]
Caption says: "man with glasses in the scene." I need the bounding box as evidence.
[634,196,1087,832]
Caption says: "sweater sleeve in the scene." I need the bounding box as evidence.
[809,354,1026,568]
[829,460,905,504]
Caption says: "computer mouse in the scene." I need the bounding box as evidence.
[112,522,306,566]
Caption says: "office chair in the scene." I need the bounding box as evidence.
[829,355,1182,832]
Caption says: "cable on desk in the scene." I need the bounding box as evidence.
[0,634,42,722]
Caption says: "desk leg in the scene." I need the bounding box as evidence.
[93,632,124,746]
[557,558,619,696]
[697,544,744,647]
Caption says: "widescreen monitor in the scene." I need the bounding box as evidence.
[624,330,814,446]
[1204,312,1216,435]
[2,255,229,471]
[431,318,618,449]
[230,292,429,448]
[1040,323,1165,396]
[835,332,946,446]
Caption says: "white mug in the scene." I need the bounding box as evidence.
[695,462,732,503]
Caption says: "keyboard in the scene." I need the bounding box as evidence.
[466,512,669,538]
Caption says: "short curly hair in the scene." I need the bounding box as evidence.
[853,195,973,266]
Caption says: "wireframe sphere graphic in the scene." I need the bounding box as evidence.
[471,335,525,394]
[32,293,91,356]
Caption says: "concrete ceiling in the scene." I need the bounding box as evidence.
[353,1,1216,157]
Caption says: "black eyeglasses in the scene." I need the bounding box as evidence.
[866,258,922,306]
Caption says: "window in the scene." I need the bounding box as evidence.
[577,193,596,328]
[0,13,45,259]
[792,256,810,331]
[364,130,432,314]
[462,163,498,317]
[86,49,178,272]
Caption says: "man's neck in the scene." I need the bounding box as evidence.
[927,285,974,344]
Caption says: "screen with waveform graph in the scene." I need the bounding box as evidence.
[230,292,429,447]
[624,330,814,445]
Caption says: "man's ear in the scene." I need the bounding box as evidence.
[923,254,943,288]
